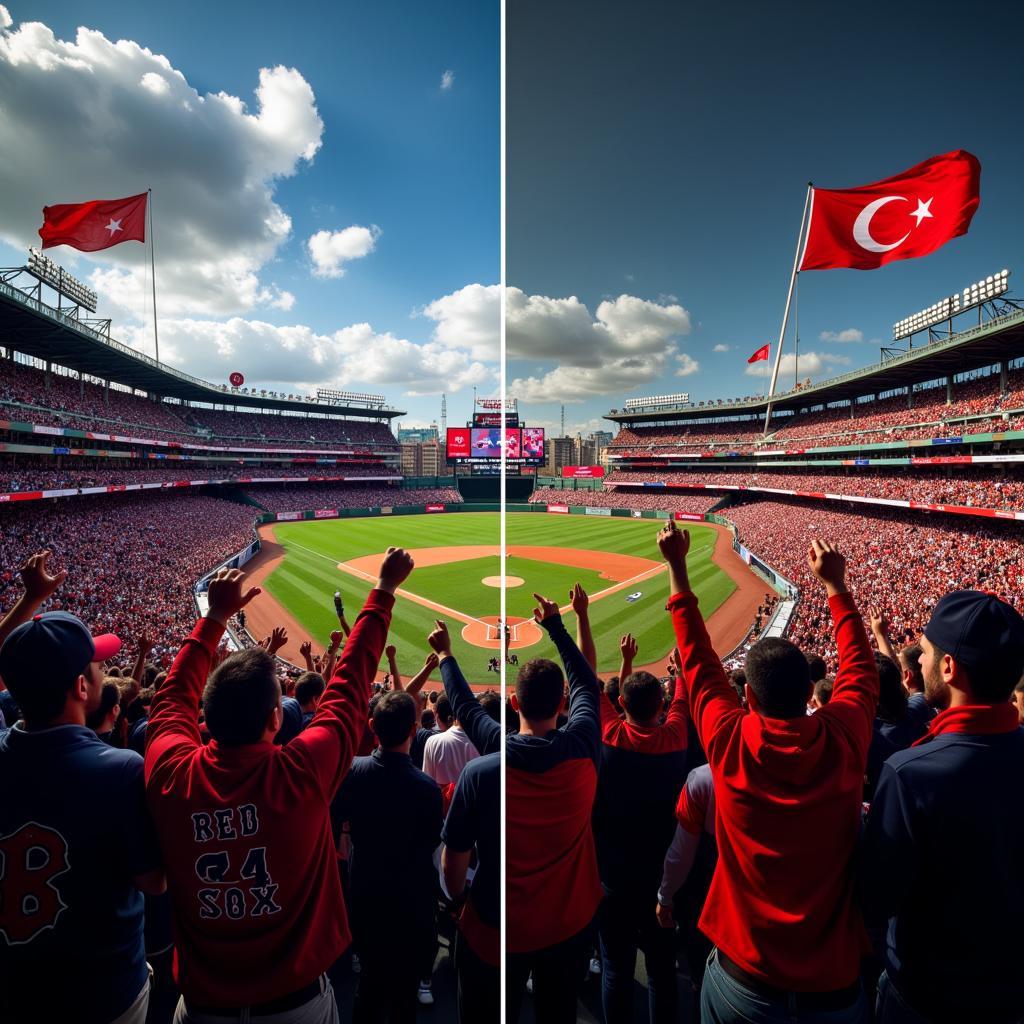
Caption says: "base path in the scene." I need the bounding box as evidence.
[241,520,768,684]
[626,522,768,681]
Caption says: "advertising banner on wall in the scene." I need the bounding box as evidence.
[314,509,338,519]
[674,512,704,522]
[584,506,612,516]
[547,504,570,514]
[562,465,606,478]
[425,504,446,512]
[276,511,302,521]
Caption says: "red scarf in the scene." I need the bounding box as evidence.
[912,702,1020,746]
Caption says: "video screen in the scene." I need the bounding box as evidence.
[470,427,521,458]
[522,427,545,460]
[446,427,472,459]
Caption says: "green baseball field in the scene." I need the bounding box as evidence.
[257,511,737,682]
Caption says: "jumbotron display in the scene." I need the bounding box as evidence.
[446,424,545,466]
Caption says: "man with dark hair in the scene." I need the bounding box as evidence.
[805,653,828,684]
[295,671,326,728]
[589,616,689,1023]
[660,523,878,1023]
[0,551,164,1024]
[145,548,413,1024]
[426,621,500,1024]
[863,590,1024,1023]
[331,689,443,1024]
[811,678,833,708]
[869,611,935,734]
[478,689,501,723]
[506,594,602,1023]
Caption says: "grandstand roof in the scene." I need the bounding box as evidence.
[0,276,405,420]
[606,308,1024,425]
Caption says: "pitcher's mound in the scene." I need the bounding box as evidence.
[482,575,524,588]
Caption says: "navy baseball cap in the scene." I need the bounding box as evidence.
[0,611,122,692]
[924,590,1024,671]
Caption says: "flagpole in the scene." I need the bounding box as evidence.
[763,182,812,435]
[148,188,160,365]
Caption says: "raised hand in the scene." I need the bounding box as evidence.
[329,629,345,649]
[136,632,154,657]
[376,547,414,593]
[657,521,690,565]
[385,643,398,660]
[868,607,887,635]
[267,626,288,655]
[532,592,560,624]
[299,640,313,658]
[807,539,847,596]
[620,632,638,661]
[423,651,440,673]
[569,582,589,617]
[427,620,452,658]
[19,550,67,604]
[207,568,261,626]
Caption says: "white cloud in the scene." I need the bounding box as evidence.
[676,353,699,377]
[0,14,323,318]
[819,328,864,343]
[0,7,11,30]
[506,289,695,401]
[307,225,380,279]
[419,282,499,361]
[713,343,731,353]
[745,350,852,380]
[119,315,492,397]
[269,289,295,311]
[440,69,454,91]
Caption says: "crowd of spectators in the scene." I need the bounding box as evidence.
[247,484,462,513]
[0,546,499,1023]
[603,466,1024,511]
[607,366,1024,455]
[0,492,255,669]
[722,496,1024,665]
[0,358,401,453]
[0,462,399,493]
[529,486,722,514]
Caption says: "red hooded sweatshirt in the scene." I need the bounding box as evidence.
[669,589,878,991]
[145,590,392,1006]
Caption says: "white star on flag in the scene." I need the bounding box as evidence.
[910,198,933,227]
[105,218,123,236]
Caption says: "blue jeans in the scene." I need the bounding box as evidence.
[598,890,678,1024]
[701,950,870,1024]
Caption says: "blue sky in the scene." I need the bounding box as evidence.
[507,0,1024,437]
[0,0,498,426]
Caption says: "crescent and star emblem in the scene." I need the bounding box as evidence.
[852,196,933,253]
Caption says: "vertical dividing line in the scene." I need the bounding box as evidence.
[499,0,508,1008]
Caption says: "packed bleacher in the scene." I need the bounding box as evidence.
[0,359,400,452]
[530,486,722,514]
[0,543,499,1024]
[607,367,1024,455]
[497,519,1024,1024]
[604,465,1024,511]
[247,484,461,512]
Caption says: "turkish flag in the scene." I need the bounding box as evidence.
[39,193,147,252]
[799,151,980,271]
[747,344,770,363]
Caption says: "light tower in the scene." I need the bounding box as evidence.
[560,403,565,438]
[441,393,447,434]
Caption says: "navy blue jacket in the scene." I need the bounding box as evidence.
[861,724,1024,1018]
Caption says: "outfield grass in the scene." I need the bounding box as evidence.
[506,513,734,672]
[263,511,735,680]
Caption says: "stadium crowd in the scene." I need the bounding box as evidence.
[530,486,722,514]
[603,466,1024,511]
[499,519,1023,1024]
[0,541,499,1024]
[0,463,398,493]
[1,358,401,452]
[249,485,461,512]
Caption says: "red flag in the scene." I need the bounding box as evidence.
[799,151,980,271]
[747,344,770,363]
[39,193,147,252]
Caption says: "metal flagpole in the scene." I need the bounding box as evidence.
[763,182,813,435]
[148,188,160,364]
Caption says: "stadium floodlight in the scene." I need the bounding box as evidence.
[893,268,1010,341]
[624,392,691,410]
[27,247,98,313]
[316,388,387,407]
